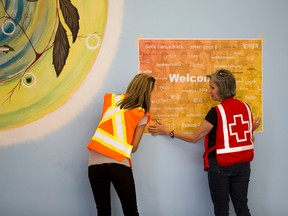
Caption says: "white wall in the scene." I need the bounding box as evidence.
[1,0,288,215]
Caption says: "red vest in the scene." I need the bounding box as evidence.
[204,98,254,170]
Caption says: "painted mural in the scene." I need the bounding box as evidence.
[0,0,123,145]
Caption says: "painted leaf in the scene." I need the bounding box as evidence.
[59,0,80,43]
[53,20,70,77]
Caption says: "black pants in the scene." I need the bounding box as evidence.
[88,163,139,216]
[208,158,251,216]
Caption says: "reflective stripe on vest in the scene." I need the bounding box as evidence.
[91,94,133,158]
[216,102,253,154]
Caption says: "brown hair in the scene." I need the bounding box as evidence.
[117,74,155,113]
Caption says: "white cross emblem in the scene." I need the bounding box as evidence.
[229,114,250,142]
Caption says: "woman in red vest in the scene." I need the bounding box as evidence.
[148,69,261,216]
[88,74,155,216]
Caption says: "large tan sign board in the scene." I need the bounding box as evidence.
[139,39,262,132]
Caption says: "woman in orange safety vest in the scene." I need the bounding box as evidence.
[148,69,261,216]
[88,73,155,216]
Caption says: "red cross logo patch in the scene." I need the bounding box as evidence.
[229,114,250,142]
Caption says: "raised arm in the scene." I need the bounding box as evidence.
[147,120,214,143]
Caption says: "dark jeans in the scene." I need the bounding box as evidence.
[88,163,139,216]
[208,158,251,216]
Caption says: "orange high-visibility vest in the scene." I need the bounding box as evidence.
[87,93,150,162]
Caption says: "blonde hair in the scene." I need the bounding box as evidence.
[117,74,155,113]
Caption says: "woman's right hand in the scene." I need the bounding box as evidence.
[253,117,261,131]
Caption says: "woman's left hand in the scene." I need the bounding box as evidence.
[147,120,169,135]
